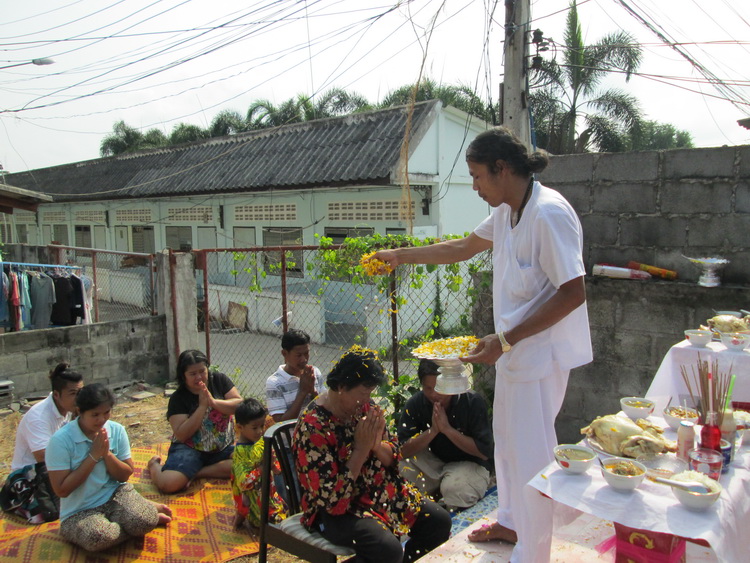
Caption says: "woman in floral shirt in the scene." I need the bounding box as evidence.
[293,346,451,563]
[149,350,242,493]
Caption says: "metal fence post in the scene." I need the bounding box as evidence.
[389,274,399,381]
[281,251,289,333]
[169,248,181,360]
[92,249,99,322]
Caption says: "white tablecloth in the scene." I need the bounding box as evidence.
[527,419,750,562]
[647,340,750,411]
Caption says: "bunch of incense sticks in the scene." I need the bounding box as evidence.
[680,354,733,426]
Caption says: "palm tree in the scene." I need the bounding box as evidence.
[246,95,309,129]
[380,78,497,123]
[142,129,168,149]
[246,88,371,129]
[209,110,248,137]
[314,87,372,117]
[100,122,168,156]
[529,0,643,153]
[169,123,209,145]
[100,121,146,156]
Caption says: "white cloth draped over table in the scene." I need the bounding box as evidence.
[647,340,750,411]
[526,417,750,563]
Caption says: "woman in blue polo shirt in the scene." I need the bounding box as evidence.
[46,383,172,552]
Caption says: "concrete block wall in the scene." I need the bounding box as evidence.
[539,145,750,284]
[556,278,750,443]
[0,315,169,399]
[475,145,750,443]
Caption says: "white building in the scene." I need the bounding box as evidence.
[3,101,492,252]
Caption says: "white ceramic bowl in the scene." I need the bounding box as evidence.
[684,329,712,348]
[719,332,750,351]
[620,397,655,420]
[553,444,596,475]
[636,453,688,478]
[671,474,722,511]
[601,457,647,492]
[662,406,700,430]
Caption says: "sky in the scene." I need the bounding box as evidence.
[1,0,749,174]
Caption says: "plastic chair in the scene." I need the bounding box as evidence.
[258,420,355,563]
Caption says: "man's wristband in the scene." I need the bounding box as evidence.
[88,453,101,463]
[496,331,512,353]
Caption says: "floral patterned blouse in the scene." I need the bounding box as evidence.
[166,371,235,452]
[293,401,423,536]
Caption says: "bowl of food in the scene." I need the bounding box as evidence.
[620,397,655,420]
[636,453,688,478]
[719,332,750,352]
[601,457,647,492]
[553,444,596,475]
[670,470,722,511]
[662,405,700,430]
[684,329,712,348]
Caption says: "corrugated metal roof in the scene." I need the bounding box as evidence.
[6,100,441,202]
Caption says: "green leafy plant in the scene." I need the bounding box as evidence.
[374,369,420,432]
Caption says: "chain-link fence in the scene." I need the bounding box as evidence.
[1,244,156,325]
[195,246,493,404]
[48,245,155,322]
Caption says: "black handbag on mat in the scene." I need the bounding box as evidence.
[0,462,60,524]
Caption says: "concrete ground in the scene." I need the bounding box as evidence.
[205,330,404,398]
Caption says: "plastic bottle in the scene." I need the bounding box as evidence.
[720,408,736,461]
[592,264,652,280]
[677,420,695,462]
[700,411,722,451]
[626,261,678,280]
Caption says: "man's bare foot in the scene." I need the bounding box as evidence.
[468,522,517,544]
[154,503,172,525]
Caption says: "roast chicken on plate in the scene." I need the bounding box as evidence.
[581,414,676,458]
[704,314,749,334]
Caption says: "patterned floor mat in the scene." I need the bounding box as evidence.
[0,443,258,563]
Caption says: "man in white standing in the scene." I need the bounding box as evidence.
[373,127,592,562]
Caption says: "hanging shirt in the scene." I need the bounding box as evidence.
[29,273,56,330]
[9,272,21,331]
[19,272,32,329]
[50,276,74,326]
[0,269,9,325]
[69,274,85,324]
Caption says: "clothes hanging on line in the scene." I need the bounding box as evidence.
[0,262,90,331]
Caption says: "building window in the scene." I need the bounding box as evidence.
[132,226,155,253]
[165,226,193,251]
[386,228,406,236]
[324,226,374,244]
[262,227,303,277]
[75,225,92,248]
[52,224,69,245]
[15,224,29,244]
[0,222,12,244]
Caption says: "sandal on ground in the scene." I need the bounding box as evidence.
[468,522,518,544]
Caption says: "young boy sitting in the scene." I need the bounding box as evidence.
[230,398,286,531]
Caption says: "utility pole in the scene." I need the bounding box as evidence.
[501,0,531,148]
